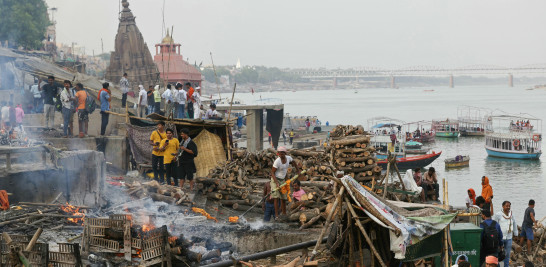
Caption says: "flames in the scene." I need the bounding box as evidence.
[168,236,178,245]
[60,203,85,224]
[142,223,155,232]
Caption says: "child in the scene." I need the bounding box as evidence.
[262,182,275,222]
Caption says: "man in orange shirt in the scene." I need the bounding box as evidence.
[185,82,194,118]
[74,83,89,137]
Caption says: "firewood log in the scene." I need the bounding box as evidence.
[150,193,176,204]
[207,192,223,200]
[289,208,320,222]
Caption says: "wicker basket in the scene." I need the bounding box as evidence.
[193,129,226,177]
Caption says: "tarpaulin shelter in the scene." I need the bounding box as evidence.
[312,176,456,266]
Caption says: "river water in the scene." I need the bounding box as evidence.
[231,85,546,222]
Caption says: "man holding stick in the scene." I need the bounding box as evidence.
[271,146,300,218]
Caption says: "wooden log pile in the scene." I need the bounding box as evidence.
[328,125,382,183]
[198,147,337,205]
[511,221,546,266]
[125,180,193,206]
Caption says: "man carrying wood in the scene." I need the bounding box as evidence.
[271,146,300,218]
[178,128,198,191]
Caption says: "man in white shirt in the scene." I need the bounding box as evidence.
[205,103,221,120]
[161,84,175,118]
[270,146,300,217]
[30,79,43,113]
[493,201,518,267]
[174,83,187,119]
[137,85,147,117]
[1,102,9,129]
[193,87,202,119]
[60,80,75,137]
[120,73,130,108]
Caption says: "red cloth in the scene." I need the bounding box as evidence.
[0,190,9,210]
[468,188,476,205]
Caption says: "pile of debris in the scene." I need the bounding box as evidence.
[124,180,193,206]
[327,125,382,182]
[0,202,87,234]
[512,222,546,265]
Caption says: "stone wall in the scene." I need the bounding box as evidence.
[0,150,106,207]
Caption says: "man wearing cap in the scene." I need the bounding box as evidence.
[271,146,300,218]
[205,103,221,120]
[485,256,498,267]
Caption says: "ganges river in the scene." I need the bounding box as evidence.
[232,84,546,222]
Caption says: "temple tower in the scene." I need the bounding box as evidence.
[105,0,159,88]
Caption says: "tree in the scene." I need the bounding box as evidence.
[0,0,50,49]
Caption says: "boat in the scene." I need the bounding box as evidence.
[405,121,435,143]
[368,117,407,160]
[445,155,470,168]
[405,140,422,149]
[432,119,459,138]
[457,106,489,137]
[377,152,442,170]
[406,148,429,155]
[485,114,542,159]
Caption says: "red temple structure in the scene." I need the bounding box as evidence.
[154,31,202,86]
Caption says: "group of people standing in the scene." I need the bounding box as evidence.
[122,72,203,120]
[465,176,538,267]
[149,122,198,190]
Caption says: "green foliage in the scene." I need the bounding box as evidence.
[200,65,302,84]
[0,0,50,49]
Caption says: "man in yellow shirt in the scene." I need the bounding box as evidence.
[149,122,166,183]
[159,128,180,186]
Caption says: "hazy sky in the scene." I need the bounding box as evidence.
[45,0,546,68]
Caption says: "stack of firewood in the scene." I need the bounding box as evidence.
[328,125,382,182]
[511,222,546,265]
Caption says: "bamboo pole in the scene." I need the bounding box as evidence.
[225,83,237,161]
[347,205,354,267]
[310,187,345,259]
[357,230,364,267]
[345,196,387,267]
[382,160,391,198]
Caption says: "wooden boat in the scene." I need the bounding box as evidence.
[485,115,542,160]
[377,151,442,170]
[432,119,459,138]
[405,121,436,143]
[444,155,470,168]
[405,140,422,149]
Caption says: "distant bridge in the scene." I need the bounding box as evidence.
[289,64,546,87]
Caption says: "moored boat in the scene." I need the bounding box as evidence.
[445,155,470,168]
[485,114,542,160]
[432,119,459,138]
[377,151,442,170]
[405,121,435,143]
[457,106,489,137]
